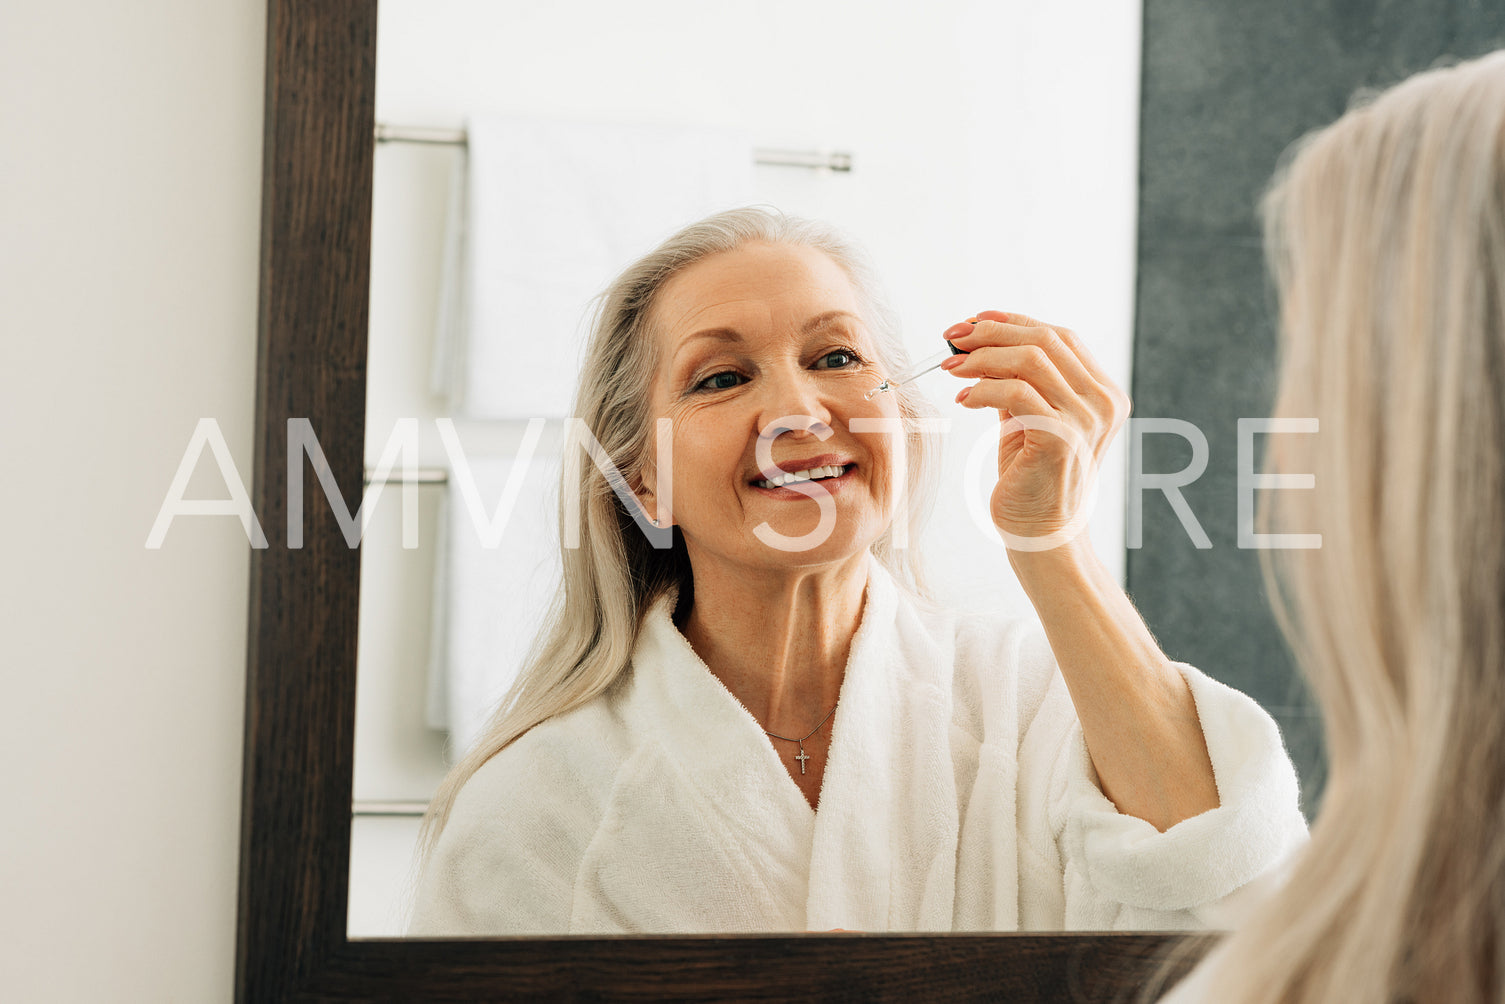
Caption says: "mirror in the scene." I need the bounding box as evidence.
[350,0,1149,938]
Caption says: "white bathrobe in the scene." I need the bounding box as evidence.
[410,560,1307,935]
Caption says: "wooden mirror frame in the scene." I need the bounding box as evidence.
[234,1,1201,998]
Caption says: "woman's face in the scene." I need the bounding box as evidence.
[640,241,904,578]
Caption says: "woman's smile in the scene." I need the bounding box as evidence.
[748,456,858,499]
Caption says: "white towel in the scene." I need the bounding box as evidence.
[432,116,753,419]
[425,452,563,756]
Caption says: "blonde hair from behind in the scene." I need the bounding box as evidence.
[415,207,941,864]
[1185,51,1505,1004]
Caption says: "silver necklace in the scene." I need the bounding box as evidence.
[762,704,838,775]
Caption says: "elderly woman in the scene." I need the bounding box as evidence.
[1160,51,1505,1003]
[409,207,1306,935]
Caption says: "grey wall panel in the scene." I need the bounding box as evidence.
[1130,0,1505,815]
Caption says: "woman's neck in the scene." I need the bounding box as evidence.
[680,554,868,736]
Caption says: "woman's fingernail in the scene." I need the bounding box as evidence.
[965,316,978,324]
[940,355,964,370]
[955,386,972,404]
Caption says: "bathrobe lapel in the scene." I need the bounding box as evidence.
[616,592,817,929]
[805,560,960,931]
[618,559,959,932]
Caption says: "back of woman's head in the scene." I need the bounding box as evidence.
[1189,50,1505,1004]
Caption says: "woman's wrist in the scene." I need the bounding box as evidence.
[1006,532,1166,679]
[1005,534,1101,594]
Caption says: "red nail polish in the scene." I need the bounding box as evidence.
[940,355,964,370]
[955,386,971,404]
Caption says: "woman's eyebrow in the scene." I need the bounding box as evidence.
[670,328,741,370]
[680,327,743,350]
[673,311,861,368]
[803,310,861,333]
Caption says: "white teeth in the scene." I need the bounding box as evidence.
[754,464,847,489]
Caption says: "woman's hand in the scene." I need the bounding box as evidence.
[941,310,1130,550]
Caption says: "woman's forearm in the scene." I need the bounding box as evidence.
[1009,539,1220,832]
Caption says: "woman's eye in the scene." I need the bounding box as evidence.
[815,348,862,369]
[695,370,745,392]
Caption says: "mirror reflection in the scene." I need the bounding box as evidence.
[349,0,1303,936]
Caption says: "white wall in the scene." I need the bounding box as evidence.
[0,2,264,1001]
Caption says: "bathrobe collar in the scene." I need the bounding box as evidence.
[624,554,960,931]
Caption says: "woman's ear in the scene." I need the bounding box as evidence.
[632,433,674,526]
[632,467,667,527]
[634,418,675,527]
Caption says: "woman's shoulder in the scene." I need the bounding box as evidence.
[448,690,639,833]
[415,694,643,936]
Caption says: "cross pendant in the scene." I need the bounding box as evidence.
[795,747,811,774]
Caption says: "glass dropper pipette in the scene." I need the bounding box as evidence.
[865,340,968,399]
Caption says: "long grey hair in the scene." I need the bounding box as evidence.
[1170,50,1505,1004]
[418,207,941,858]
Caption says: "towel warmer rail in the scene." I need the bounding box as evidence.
[374,123,854,172]
[352,799,430,817]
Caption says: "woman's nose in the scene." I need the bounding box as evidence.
[761,413,833,441]
[757,371,834,440]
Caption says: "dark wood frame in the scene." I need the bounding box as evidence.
[235,1,1202,998]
